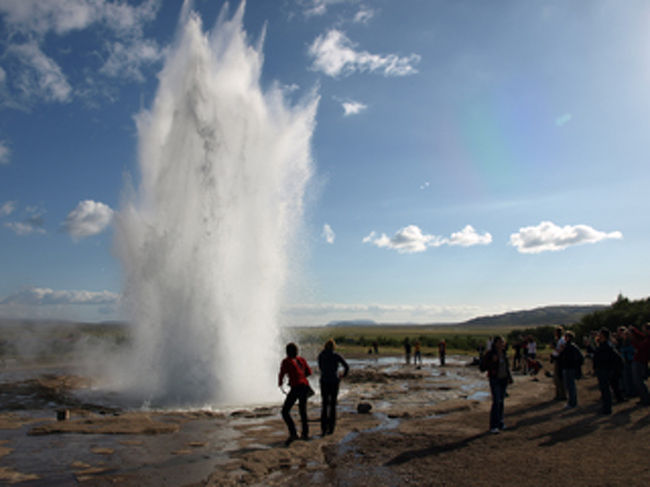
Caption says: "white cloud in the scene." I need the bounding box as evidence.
[555,113,573,127]
[0,200,17,217]
[282,301,511,325]
[509,221,623,254]
[3,204,47,235]
[100,0,159,37]
[308,29,420,77]
[342,100,367,116]
[0,0,97,35]
[0,0,161,106]
[419,181,430,190]
[363,225,443,254]
[322,223,335,244]
[7,41,72,103]
[353,7,375,24]
[0,0,158,36]
[0,66,6,83]
[4,219,45,236]
[1,287,119,306]
[0,140,10,164]
[364,224,492,253]
[448,225,492,247]
[63,199,114,239]
[288,302,478,316]
[299,0,347,17]
[100,38,163,81]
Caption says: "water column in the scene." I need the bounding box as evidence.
[115,3,318,406]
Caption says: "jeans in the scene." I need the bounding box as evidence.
[632,361,650,405]
[563,368,577,407]
[282,384,309,438]
[320,380,340,434]
[489,377,507,430]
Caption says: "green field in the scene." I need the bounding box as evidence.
[284,324,525,358]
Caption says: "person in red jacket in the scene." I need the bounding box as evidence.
[278,342,313,445]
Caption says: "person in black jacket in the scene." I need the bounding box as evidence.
[318,339,349,436]
[592,328,624,414]
[558,331,583,409]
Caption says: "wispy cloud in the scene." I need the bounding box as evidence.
[353,7,375,24]
[4,220,45,236]
[0,201,17,217]
[509,221,622,254]
[100,38,164,81]
[341,100,367,116]
[363,224,492,254]
[283,301,509,325]
[287,302,478,316]
[0,0,159,37]
[6,41,72,103]
[0,0,162,106]
[1,287,119,306]
[322,223,335,244]
[0,140,10,164]
[308,29,420,77]
[4,204,46,235]
[419,181,430,190]
[299,0,347,17]
[555,113,573,127]
[62,200,114,239]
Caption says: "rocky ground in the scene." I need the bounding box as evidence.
[1,358,649,486]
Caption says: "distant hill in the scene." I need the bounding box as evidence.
[459,305,607,328]
[327,319,378,327]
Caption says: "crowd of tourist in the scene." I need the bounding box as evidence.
[279,322,650,444]
[480,323,650,432]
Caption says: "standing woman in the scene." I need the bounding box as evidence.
[278,342,312,445]
[481,336,512,433]
[318,339,349,436]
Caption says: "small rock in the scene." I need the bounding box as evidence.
[357,402,372,414]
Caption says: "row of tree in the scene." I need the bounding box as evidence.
[507,295,650,346]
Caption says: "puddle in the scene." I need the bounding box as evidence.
[467,391,490,401]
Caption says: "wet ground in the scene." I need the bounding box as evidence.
[0,356,487,486]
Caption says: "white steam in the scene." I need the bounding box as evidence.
[114,3,318,406]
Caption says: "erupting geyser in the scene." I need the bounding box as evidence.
[114,2,318,406]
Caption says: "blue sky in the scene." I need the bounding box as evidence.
[0,0,648,325]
